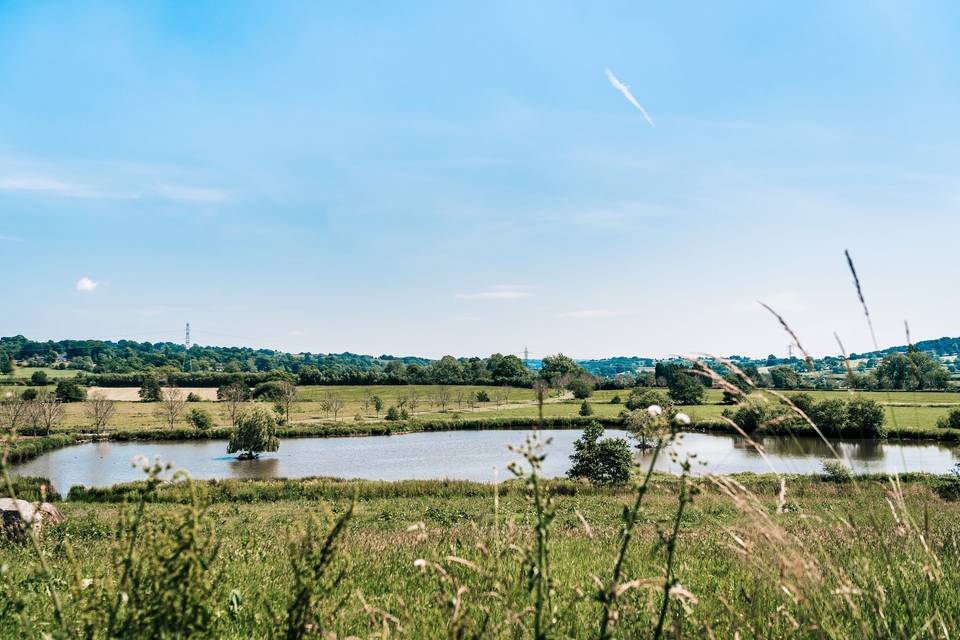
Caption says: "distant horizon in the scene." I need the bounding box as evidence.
[2,327,944,363]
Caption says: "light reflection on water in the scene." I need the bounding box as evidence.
[12,429,960,496]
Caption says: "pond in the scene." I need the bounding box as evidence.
[12,429,960,496]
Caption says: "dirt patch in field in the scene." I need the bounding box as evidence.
[85,387,219,401]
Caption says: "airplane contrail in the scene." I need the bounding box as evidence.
[605,67,656,128]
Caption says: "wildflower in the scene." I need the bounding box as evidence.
[647,404,662,417]
[413,559,427,568]
[675,412,691,425]
[81,578,93,589]
[130,455,148,469]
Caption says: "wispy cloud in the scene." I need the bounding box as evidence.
[76,277,99,292]
[455,285,530,300]
[155,185,229,204]
[0,176,134,200]
[605,68,656,128]
[0,167,228,203]
[561,309,626,319]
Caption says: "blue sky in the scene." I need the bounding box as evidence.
[1,1,959,359]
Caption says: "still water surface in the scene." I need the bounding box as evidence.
[12,429,960,496]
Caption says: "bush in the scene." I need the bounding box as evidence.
[579,400,593,416]
[385,406,402,421]
[822,460,853,483]
[724,401,773,434]
[227,407,279,459]
[139,376,162,402]
[475,390,490,403]
[251,381,285,402]
[937,409,960,430]
[790,392,816,415]
[610,395,621,404]
[568,378,594,399]
[567,422,632,485]
[21,387,38,401]
[845,398,886,438]
[30,370,48,386]
[810,399,847,436]
[55,379,86,403]
[186,392,203,402]
[667,373,705,405]
[624,388,668,411]
[187,408,214,431]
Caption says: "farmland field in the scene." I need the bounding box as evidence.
[7,384,960,436]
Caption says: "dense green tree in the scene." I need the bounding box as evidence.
[874,350,949,390]
[490,354,530,385]
[846,398,886,437]
[625,388,668,411]
[667,374,705,405]
[568,378,594,399]
[539,353,581,383]
[810,399,847,435]
[567,422,632,485]
[187,408,214,431]
[1,357,14,375]
[431,356,464,384]
[30,370,49,386]
[55,379,86,403]
[139,376,162,402]
[227,408,279,459]
[769,366,801,390]
[579,400,593,416]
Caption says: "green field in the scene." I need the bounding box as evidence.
[4,474,960,638]
[6,366,84,380]
[8,384,960,437]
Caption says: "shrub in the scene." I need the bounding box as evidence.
[385,406,402,421]
[251,381,285,402]
[567,421,632,485]
[475,390,490,403]
[139,376,162,402]
[579,400,593,416]
[568,378,594,399]
[610,395,621,404]
[810,399,847,436]
[187,408,214,431]
[845,398,886,438]
[724,401,771,434]
[186,392,203,402]
[30,370,48,386]
[227,407,279,459]
[55,379,86,403]
[21,387,38,401]
[937,408,960,430]
[822,460,852,483]
[790,392,816,416]
[624,388,668,411]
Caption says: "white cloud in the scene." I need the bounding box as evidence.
[455,285,530,300]
[155,185,229,204]
[561,309,625,319]
[76,277,99,292]
[605,68,656,128]
[0,176,134,200]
